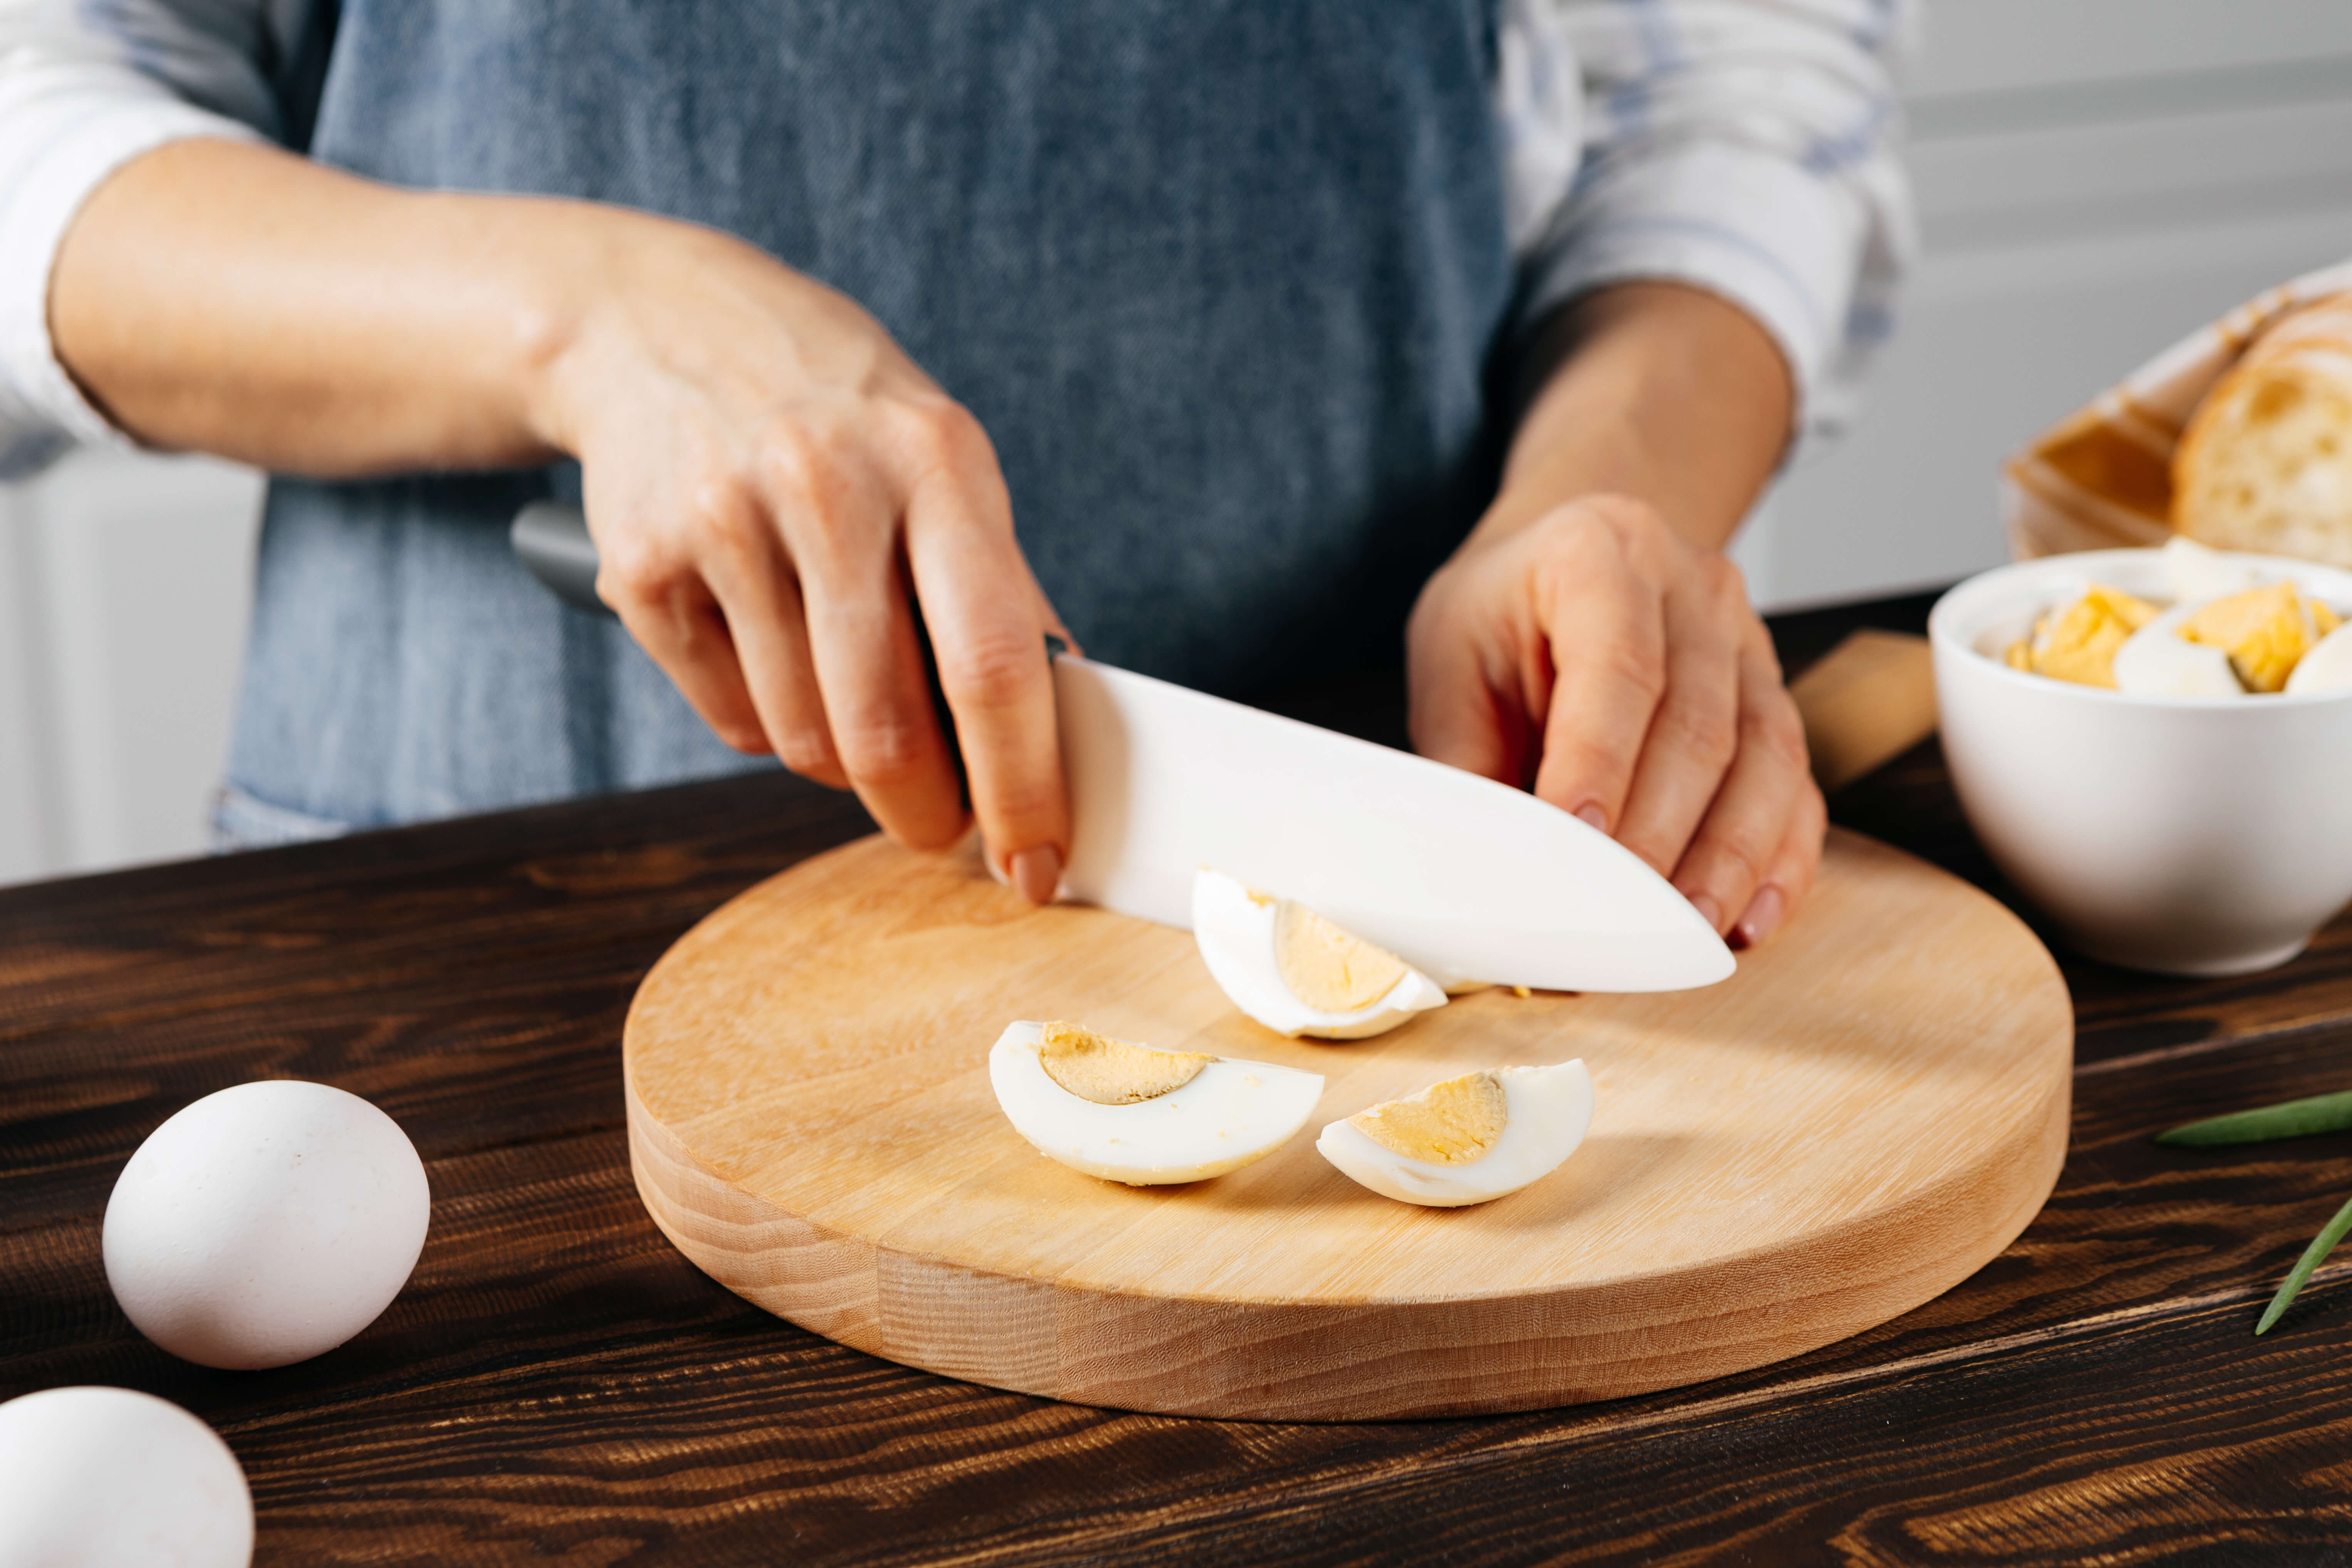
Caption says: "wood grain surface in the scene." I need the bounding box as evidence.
[625,829,2070,1417]
[7,588,2352,1563]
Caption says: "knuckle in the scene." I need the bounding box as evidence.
[1594,493,1669,551]
[1797,780,1829,839]
[1532,505,1614,565]
[756,423,854,521]
[941,629,1042,712]
[876,395,994,495]
[979,774,1060,834]
[715,723,772,756]
[681,476,767,563]
[906,397,990,469]
[1702,828,1772,889]
[774,727,842,778]
[834,714,932,789]
[1588,640,1668,708]
[1555,734,1633,793]
[1701,552,1747,608]
[595,536,683,610]
[1661,703,1738,771]
[1746,697,1812,772]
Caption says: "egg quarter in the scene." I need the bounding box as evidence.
[989,1020,1324,1186]
[1191,869,1448,1040]
[1318,1062,1594,1208]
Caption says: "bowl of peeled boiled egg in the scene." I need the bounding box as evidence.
[1931,537,2352,974]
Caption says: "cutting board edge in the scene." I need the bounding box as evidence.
[624,1029,2073,1421]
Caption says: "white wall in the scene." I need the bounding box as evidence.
[3,0,2350,884]
[1738,0,2352,608]
[0,452,261,884]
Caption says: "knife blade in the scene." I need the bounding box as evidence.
[510,504,1731,991]
[1054,654,1734,994]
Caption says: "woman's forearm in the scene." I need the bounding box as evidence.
[1480,280,1795,554]
[52,135,1082,896]
[49,136,641,475]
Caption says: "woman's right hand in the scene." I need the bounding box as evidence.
[52,139,1075,901]
[531,220,1075,900]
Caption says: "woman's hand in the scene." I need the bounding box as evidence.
[1406,281,1822,947]
[51,138,1075,901]
[1407,494,1822,946]
[537,225,1074,898]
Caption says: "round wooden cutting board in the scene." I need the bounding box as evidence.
[624,827,2071,1421]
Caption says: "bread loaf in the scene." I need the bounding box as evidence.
[2173,294,2352,565]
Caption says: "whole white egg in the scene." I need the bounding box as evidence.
[103,1080,431,1370]
[0,1386,253,1567]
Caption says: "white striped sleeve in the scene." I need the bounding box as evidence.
[1517,0,1918,450]
[0,5,270,480]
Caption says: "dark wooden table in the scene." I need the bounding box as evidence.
[9,589,2352,1565]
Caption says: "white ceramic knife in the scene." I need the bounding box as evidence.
[1054,654,1734,994]
[507,509,1730,991]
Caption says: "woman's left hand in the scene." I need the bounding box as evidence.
[1406,490,1822,948]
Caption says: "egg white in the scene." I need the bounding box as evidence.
[2162,536,2271,605]
[2112,603,2244,698]
[2287,620,2352,694]
[988,1020,1324,1185]
[1316,1061,1593,1208]
[1191,869,1448,1040]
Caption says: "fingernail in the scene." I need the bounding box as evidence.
[1575,804,1609,834]
[1734,884,1786,950]
[1010,844,1063,906]
[1686,892,1723,934]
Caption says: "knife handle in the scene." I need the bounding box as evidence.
[511,501,614,618]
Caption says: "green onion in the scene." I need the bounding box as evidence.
[2156,1089,2352,1147]
[2258,1192,2352,1335]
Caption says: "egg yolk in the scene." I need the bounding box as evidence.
[1349,1070,1508,1165]
[2179,582,2343,693]
[1274,903,1409,1012]
[2010,584,2158,688]
[1037,1020,1210,1105]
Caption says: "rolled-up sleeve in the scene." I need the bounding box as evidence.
[1520,0,1917,449]
[0,1,290,480]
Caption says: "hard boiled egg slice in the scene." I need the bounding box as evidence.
[1317,1062,1592,1208]
[2286,619,2352,694]
[2112,604,2245,698]
[990,1020,1324,1185]
[2005,584,2159,687]
[1192,869,1448,1039]
[2179,581,2342,692]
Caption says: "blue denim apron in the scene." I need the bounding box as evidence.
[216,0,1515,844]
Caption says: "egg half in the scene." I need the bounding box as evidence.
[1316,1062,1592,1207]
[2112,603,2245,698]
[2162,535,2270,604]
[990,1019,1324,1185]
[1192,869,1449,1039]
[2003,583,2158,688]
[2287,620,2352,694]
[2179,580,2342,692]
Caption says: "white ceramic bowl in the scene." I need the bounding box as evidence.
[1929,548,2352,975]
